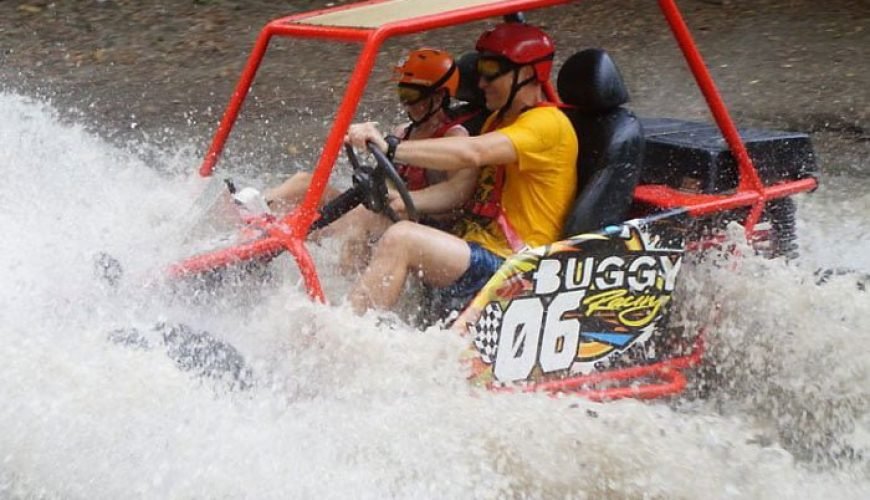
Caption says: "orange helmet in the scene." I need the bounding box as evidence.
[394,48,459,105]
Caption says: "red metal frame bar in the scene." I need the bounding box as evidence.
[167,237,284,278]
[199,26,272,178]
[489,338,704,401]
[654,0,818,236]
[166,215,327,302]
[198,22,370,178]
[292,32,387,236]
[503,330,706,401]
[658,0,764,196]
[633,177,816,217]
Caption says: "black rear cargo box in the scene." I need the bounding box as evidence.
[640,118,818,194]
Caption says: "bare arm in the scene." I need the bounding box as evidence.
[385,125,477,215]
[405,125,478,213]
[347,121,517,172]
[407,166,479,214]
[394,132,516,172]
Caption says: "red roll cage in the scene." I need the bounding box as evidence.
[186,0,816,304]
[178,0,819,400]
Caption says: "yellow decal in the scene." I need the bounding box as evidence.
[582,289,671,328]
[579,341,612,359]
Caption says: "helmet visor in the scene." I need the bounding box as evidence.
[476,55,516,83]
[397,84,431,106]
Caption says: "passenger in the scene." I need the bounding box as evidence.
[261,48,482,272]
[346,23,579,315]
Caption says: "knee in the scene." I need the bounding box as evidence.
[268,171,313,206]
[376,221,420,254]
[287,171,313,186]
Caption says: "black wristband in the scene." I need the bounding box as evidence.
[384,134,401,162]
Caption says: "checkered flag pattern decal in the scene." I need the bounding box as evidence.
[472,302,503,364]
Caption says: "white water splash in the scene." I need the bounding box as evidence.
[0,93,868,498]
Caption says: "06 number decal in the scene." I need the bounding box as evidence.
[493,291,585,382]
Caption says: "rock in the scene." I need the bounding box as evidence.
[17,4,44,14]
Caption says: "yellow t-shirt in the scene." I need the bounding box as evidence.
[462,106,579,257]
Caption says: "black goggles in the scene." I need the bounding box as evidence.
[397,84,434,106]
[476,55,518,83]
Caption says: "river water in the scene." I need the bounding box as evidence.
[1,92,868,498]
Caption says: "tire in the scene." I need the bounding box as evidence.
[760,197,799,260]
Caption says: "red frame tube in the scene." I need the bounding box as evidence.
[656,0,803,236]
[496,332,706,401]
[199,26,273,178]
[293,30,387,235]
[658,0,764,195]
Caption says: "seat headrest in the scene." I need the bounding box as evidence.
[455,52,486,107]
[557,48,629,113]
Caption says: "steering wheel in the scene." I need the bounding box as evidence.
[344,141,419,223]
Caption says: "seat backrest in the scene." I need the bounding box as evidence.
[557,48,644,237]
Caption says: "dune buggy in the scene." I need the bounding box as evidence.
[170,0,818,400]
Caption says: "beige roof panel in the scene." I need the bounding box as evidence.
[299,0,506,28]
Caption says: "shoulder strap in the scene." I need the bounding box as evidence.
[433,110,479,138]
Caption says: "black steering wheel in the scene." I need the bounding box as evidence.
[308,141,419,234]
[345,141,419,223]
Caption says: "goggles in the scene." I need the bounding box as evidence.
[476,55,518,83]
[396,84,433,106]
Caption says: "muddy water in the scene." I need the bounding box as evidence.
[1,92,868,498]
[1,0,868,497]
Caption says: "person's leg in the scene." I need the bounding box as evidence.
[265,172,340,213]
[332,206,392,275]
[350,221,472,314]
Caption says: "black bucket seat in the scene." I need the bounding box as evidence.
[557,48,644,236]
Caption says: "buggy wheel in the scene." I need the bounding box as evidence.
[757,197,799,259]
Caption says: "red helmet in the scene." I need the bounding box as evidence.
[475,23,555,83]
[393,48,459,103]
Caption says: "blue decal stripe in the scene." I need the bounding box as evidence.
[581,332,635,347]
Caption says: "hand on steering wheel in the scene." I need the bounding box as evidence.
[386,190,409,219]
[344,141,419,223]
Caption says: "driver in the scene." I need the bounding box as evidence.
[346,23,579,315]
[263,48,482,271]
